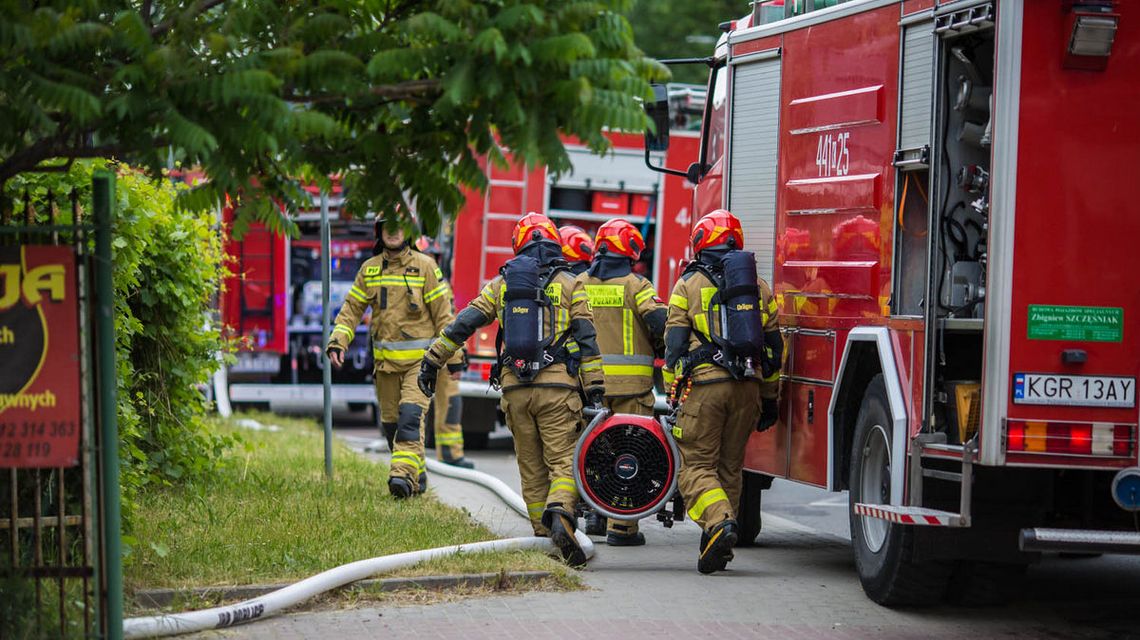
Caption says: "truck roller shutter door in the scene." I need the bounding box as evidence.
[899,20,936,152]
[728,55,781,286]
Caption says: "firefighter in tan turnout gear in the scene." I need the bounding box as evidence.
[327,215,461,498]
[419,212,605,567]
[580,218,667,546]
[665,209,782,574]
[416,236,474,469]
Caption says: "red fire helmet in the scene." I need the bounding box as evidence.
[595,218,645,260]
[691,209,744,253]
[559,225,595,263]
[512,212,561,254]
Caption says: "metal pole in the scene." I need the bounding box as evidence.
[320,192,333,479]
[92,170,123,640]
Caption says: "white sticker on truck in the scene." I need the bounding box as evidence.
[1013,373,1135,408]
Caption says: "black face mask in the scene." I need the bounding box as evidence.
[698,246,732,266]
[587,253,633,279]
[517,241,564,267]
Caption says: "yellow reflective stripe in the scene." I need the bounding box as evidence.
[695,314,709,338]
[687,488,728,521]
[333,324,355,338]
[391,452,423,466]
[700,287,718,311]
[764,371,780,383]
[768,299,779,314]
[556,307,568,336]
[571,291,589,302]
[436,432,463,445]
[527,502,546,518]
[662,368,676,386]
[566,341,580,354]
[348,286,369,302]
[635,288,657,305]
[669,294,689,310]
[622,308,634,355]
[366,276,426,287]
[437,333,459,351]
[580,360,602,372]
[374,348,427,360]
[434,267,444,279]
[424,283,449,303]
[602,364,655,377]
[548,478,576,495]
[480,285,496,303]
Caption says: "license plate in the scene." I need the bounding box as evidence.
[1013,373,1136,408]
[232,353,281,374]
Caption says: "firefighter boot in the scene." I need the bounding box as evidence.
[388,476,413,499]
[545,507,587,568]
[606,520,645,547]
[698,519,739,574]
[584,510,607,536]
[416,472,429,495]
[439,446,475,469]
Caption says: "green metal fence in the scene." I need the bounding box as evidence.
[0,171,120,639]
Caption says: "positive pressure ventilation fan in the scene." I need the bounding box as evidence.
[573,409,680,521]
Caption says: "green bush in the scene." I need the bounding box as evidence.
[3,161,233,540]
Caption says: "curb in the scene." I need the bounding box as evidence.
[133,570,553,608]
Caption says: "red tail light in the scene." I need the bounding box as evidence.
[1007,420,1135,457]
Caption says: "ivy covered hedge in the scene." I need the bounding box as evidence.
[4,161,233,533]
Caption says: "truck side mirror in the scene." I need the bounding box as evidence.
[644,84,671,152]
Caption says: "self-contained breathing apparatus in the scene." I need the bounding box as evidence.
[682,250,772,381]
[491,255,579,386]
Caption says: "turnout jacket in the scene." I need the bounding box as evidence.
[577,271,666,397]
[425,269,605,393]
[327,246,459,373]
[664,269,780,386]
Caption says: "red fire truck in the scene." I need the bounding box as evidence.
[646,0,1140,604]
[220,88,704,445]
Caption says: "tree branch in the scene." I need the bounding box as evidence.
[150,0,229,38]
[283,78,442,105]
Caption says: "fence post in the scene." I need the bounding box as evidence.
[320,192,334,479]
[92,170,123,640]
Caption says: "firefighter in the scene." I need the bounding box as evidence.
[581,218,667,546]
[664,209,782,574]
[419,212,605,567]
[327,213,461,498]
[415,236,474,469]
[559,225,594,276]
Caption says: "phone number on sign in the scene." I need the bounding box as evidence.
[0,421,78,460]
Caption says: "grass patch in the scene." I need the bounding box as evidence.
[125,412,573,611]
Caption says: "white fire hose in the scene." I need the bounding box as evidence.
[123,458,594,638]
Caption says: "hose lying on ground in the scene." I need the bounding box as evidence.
[123,457,594,638]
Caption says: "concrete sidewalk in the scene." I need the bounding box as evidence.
[184,436,1139,639]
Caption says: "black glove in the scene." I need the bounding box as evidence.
[586,385,606,408]
[418,359,440,398]
[447,361,466,374]
[756,397,779,432]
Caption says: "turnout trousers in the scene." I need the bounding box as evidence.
[376,367,430,491]
[673,379,762,531]
[433,370,465,461]
[500,386,583,536]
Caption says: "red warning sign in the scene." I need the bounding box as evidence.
[0,245,82,468]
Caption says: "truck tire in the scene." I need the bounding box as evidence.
[737,472,774,546]
[849,374,951,606]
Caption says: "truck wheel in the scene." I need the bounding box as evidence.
[737,472,773,546]
[849,374,951,606]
